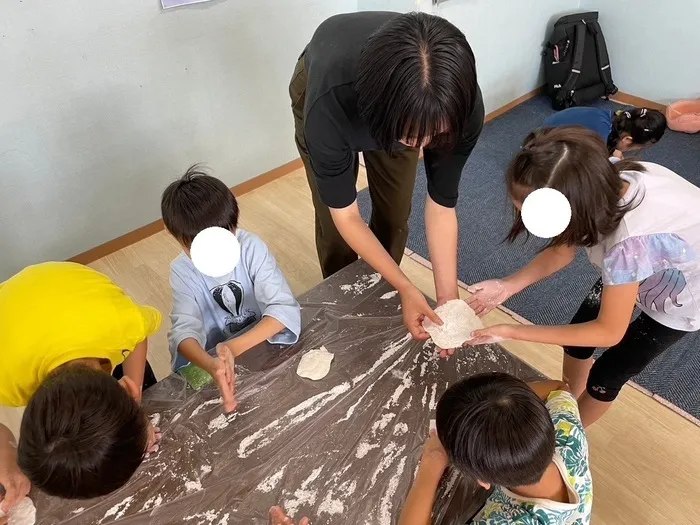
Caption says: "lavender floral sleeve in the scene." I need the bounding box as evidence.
[602,233,695,285]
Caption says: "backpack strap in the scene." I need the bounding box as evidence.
[555,21,587,108]
[587,19,618,96]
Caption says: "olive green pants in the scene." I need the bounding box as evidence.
[289,56,419,278]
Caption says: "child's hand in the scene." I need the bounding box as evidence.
[420,430,449,477]
[208,344,238,414]
[467,324,512,346]
[466,280,513,317]
[0,462,31,516]
[146,424,162,455]
[269,505,310,525]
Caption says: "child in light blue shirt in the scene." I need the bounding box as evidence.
[161,166,300,411]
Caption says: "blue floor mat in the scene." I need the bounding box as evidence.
[358,95,700,419]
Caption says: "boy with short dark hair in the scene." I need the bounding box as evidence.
[0,262,162,510]
[399,372,592,525]
[161,166,301,412]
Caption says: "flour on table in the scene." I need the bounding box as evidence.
[379,457,407,525]
[184,510,229,525]
[283,467,323,517]
[185,479,203,493]
[256,466,287,493]
[379,290,398,300]
[422,299,483,348]
[149,413,161,427]
[0,497,36,525]
[356,441,380,458]
[201,465,212,475]
[140,495,163,512]
[296,346,334,380]
[171,413,182,424]
[393,423,408,436]
[70,508,85,515]
[191,398,223,417]
[340,273,381,295]
[371,413,395,433]
[101,496,133,523]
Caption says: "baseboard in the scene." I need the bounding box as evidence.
[610,91,666,112]
[69,158,303,264]
[485,86,546,123]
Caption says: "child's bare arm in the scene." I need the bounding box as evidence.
[526,380,571,401]
[399,433,449,525]
[0,423,31,514]
[225,317,286,357]
[121,339,148,402]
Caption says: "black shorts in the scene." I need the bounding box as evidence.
[564,279,688,402]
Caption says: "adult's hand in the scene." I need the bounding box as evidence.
[269,506,310,525]
[401,285,442,340]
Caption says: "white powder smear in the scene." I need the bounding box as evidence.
[0,497,36,525]
[101,496,134,522]
[380,290,399,300]
[393,423,408,435]
[238,383,350,458]
[429,383,438,410]
[386,372,413,408]
[201,465,212,475]
[191,398,223,417]
[185,479,203,493]
[256,466,286,493]
[284,467,323,518]
[421,386,428,407]
[423,299,483,348]
[340,273,381,295]
[184,510,228,525]
[318,493,344,515]
[370,442,406,488]
[149,413,161,427]
[356,442,380,458]
[339,335,412,423]
[71,508,85,515]
[140,495,163,512]
[171,413,182,424]
[443,469,460,495]
[371,413,395,433]
[379,456,407,525]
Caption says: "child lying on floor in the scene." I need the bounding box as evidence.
[399,372,592,525]
[162,166,301,412]
[0,262,162,510]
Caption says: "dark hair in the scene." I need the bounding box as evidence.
[506,127,645,248]
[161,165,239,248]
[436,372,555,487]
[18,366,148,499]
[608,108,666,151]
[355,12,477,151]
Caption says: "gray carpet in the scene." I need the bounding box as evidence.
[358,95,700,419]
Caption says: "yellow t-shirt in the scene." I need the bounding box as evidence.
[0,262,162,407]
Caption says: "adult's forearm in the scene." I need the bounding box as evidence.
[426,197,459,303]
[331,204,413,292]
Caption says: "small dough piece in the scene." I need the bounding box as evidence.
[0,497,37,525]
[297,346,334,380]
[422,299,483,348]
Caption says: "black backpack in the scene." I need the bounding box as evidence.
[544,12,617,110]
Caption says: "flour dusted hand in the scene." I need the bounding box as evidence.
[0,498,36,525]
[422,300,483,349]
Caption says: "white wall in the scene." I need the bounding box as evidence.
[580,0,700,104]
[0,0,355,280]
[433,0,580,113]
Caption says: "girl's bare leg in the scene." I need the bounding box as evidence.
[562,353,594,398]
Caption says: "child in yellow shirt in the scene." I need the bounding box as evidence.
[0,262,162,513]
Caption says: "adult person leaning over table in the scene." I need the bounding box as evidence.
[289,11,485,340]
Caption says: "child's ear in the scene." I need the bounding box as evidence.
[118,376,141,403]
[477,480,491,490]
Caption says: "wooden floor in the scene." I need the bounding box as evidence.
[3,166,699,524]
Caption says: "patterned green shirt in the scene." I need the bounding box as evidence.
[471,390,593,524]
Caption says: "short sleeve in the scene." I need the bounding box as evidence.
[546,390,586,448]
[305,102,358,209]
[423,86,484,208]
[602,233,695,285]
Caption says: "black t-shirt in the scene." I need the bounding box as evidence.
[302,11,484,210]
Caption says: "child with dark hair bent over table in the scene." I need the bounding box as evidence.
[399,373,592,525]
[0,262,162,512]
